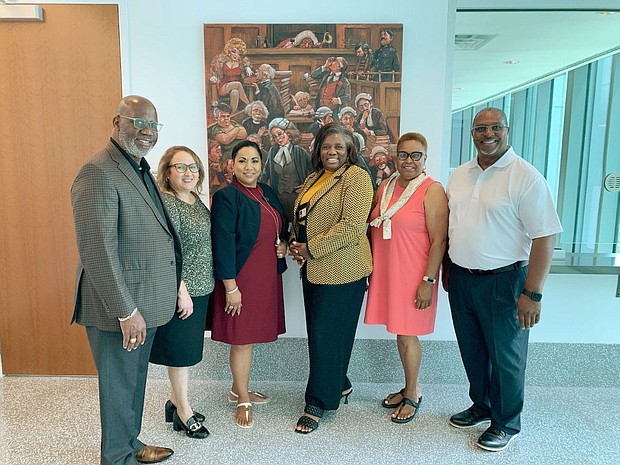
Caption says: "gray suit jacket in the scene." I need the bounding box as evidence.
[71,141,182,331]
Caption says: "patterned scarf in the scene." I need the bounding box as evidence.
[370,172,428,239]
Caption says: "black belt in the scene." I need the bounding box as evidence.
[462,261,528,276]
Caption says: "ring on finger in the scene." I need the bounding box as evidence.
[129,337,137,344]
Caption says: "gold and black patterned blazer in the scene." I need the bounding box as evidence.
[292,164,373,285]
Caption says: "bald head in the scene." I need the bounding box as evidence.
[112,95,159,160]
[473,107,507,127]
[471,107,510,165]
[115,95,157,120]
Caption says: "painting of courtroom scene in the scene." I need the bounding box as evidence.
[204,23,403,208]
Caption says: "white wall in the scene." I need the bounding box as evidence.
[118,0,459,341]
[19,0,619,345]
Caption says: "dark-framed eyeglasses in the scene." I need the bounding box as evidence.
[396,151,425,161]
[471,124,508,134]
[119,115,163,133]
[169,163,200,173]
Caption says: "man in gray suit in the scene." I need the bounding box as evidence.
[71,95,182,464]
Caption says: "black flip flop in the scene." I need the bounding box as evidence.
[382,388,405,408]
[391,396,422,424]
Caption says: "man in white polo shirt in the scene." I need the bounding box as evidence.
[444,107,562,451]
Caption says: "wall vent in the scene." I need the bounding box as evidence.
[455,34,496,51]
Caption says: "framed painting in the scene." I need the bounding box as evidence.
[204,23,403,200]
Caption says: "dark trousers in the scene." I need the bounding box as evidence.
[87,326,156,465]
[448,265,529,435]
[302,272,366,410]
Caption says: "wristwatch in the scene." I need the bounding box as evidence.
[522,289,543,302]
[422,276,436,284]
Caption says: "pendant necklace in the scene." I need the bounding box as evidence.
[241,184,281,245]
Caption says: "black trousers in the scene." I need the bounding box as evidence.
[302,271,367,410]
[87,326,156,465]
[448,264,529,435]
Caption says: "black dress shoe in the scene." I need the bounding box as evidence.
[172,411,210,439]
[476,426,518,451]
[164,400,205,423]
[134,445,173,463]
[449,406,491,428]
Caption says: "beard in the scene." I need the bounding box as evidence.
[119,131,152,159]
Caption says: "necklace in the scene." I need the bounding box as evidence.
[239,183,281,245]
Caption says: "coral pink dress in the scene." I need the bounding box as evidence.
[364,177,438,335]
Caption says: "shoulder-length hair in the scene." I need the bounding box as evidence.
[157,146,205,195]
[310,122,358,171]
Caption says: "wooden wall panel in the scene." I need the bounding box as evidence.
[204,25,225,66]
[0,4,121,375]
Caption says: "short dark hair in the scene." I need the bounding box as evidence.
[215,102,232,115]
[311,122,358,171]
[231,139,262,161]
[381,29,394,39]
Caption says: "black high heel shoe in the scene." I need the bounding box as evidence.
[341,387,353,404]
[172,410,210,439]
[165,400,205,423]
[295,404,324,434]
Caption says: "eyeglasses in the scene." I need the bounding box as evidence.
[119,115,163,133]
[471,124,507,134]
[271,130,286,141]
[169,163,200,173]
[396,151,425,161]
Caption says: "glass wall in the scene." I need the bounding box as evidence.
[451,54,620,254]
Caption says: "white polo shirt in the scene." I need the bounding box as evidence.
[447,147,563,270]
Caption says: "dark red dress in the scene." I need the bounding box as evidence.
[211,184,286,345]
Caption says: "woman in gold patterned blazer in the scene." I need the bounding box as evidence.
[289,123,374,434]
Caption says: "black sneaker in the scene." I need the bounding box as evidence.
[476,426,518,451]
[448,406,491,428]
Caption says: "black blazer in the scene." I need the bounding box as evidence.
[211,181,289,279]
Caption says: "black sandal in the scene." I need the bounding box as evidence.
[391,396,422,424]
[295,404,323,434]
[382,388,405,408]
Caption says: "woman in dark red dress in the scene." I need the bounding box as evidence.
[210,140,288,428]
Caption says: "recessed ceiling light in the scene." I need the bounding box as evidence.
[595,11,616,16]
[503,60,520,65]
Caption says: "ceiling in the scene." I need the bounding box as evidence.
[452,9,620,111]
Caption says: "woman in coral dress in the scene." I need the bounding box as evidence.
[365,132,448,424]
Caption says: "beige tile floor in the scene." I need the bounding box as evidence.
[0,376,618,465]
